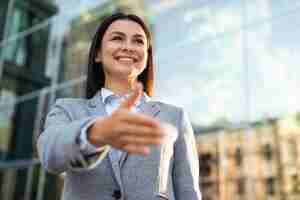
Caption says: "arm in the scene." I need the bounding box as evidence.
[37,99,109,174]
[172,109,201,200]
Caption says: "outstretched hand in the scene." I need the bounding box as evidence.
[87,82,164,156]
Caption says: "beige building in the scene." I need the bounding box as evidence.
[196,115,300,200]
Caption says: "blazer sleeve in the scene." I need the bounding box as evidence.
[37,99,109,174]
[172,108,202,200]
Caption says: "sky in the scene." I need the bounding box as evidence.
[148,0,300,125]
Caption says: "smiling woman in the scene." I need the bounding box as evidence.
[86,13,154,99]
[37,13,201,200]
[94,20,149,94]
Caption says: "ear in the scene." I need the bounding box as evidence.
[95,50,102,63]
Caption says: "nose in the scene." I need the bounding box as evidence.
[121,39,135,52]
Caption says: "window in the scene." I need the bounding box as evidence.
[0,89,16,159]
[262,144,273,161]
[292,175,300,194]
[235,147,243,166]
[3,7,28,66]
[199,153,213,177]
[237,178,245,195]
[265,177,275,196]
[2,1,50,73]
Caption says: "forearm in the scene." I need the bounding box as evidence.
[37,99,109,174]
[37,117,96,173]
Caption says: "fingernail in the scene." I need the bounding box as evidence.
[136,82,143,89]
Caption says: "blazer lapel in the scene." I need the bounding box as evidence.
[139,101,161,117]
[87,95,161,186]
[87,93,123,188]
[119,101,161,167]
[87,92,106,117]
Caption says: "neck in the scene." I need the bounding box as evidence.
[104,76,136,95]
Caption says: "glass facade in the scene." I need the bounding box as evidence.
[0,0,300,199]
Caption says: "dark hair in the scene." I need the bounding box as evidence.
[86,13,154,99]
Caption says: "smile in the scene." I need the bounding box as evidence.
[115,56,138,63]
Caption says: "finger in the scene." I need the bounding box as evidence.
[118,111,161,129]
[119,82,143,110]
[120,123,164,138]
[123,144,150,156]
[121,135,162,146]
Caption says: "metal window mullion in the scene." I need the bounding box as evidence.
[24,165,35,200]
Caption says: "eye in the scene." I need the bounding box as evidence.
[134,38,145,45]
[111,36,123,41]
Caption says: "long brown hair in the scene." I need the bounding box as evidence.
[86,13,154,99]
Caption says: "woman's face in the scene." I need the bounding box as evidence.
[96,19,149,82]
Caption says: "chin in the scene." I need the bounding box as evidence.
[113,70,135,80]
[110,63,143,78]
[119,66,142,76]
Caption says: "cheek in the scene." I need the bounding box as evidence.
[141,50,148,63]
[105,45,117,56]
[102,42,119,56]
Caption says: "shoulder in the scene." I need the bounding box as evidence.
[49,98,92,119]
[52,98,88,109]
[150,100,193,134]
[150,100,186,122]
[151,100,183,114]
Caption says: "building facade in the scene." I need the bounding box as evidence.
[197,116,300,200]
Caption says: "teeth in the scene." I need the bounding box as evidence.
[118,57,134,62]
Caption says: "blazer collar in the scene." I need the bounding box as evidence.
[139,101,160,117]
[87,90,161,117]
[86,91,107,116]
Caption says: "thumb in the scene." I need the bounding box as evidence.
[119,82,143,110]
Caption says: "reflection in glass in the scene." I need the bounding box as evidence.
[0,90,15,160]
[3,7,28,66]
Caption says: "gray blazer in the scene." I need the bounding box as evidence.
[37,93,201,200]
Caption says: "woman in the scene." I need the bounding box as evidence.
[37,13,201,200]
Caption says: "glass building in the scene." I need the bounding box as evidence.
[1,0,300,199]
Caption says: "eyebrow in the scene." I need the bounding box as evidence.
[110,31,146,38]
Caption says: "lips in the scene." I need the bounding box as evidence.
[115,55,138,63]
